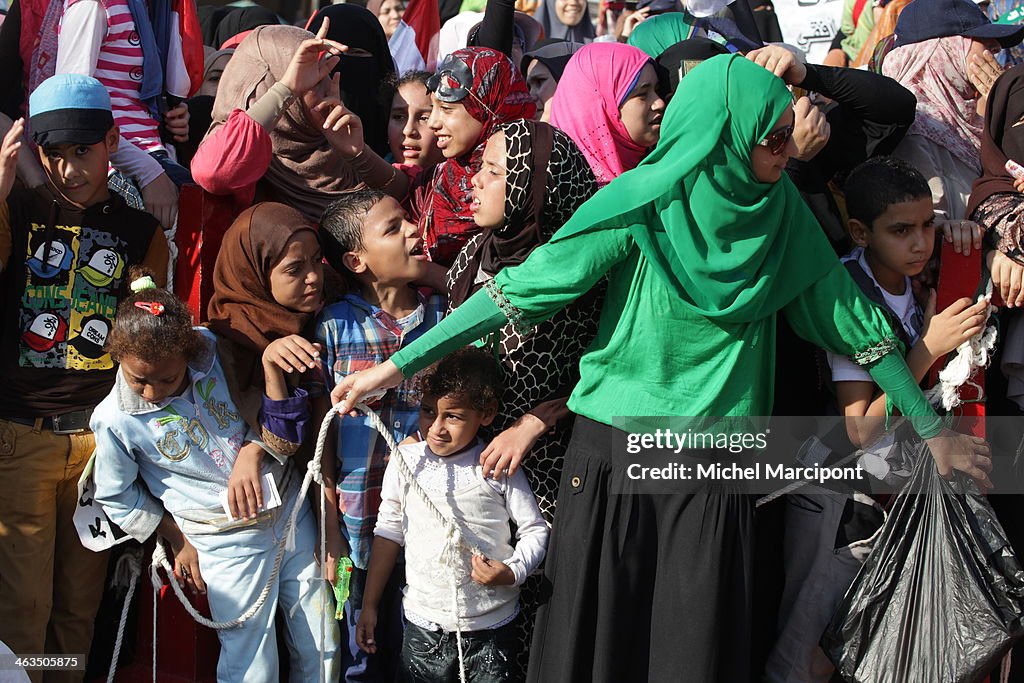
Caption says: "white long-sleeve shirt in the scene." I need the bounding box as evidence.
[374,439,549,631]
[375,440,548,585]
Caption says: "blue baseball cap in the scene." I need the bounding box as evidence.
[29,74,114,147]
[894,0,1024,48]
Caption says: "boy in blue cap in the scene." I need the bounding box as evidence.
[0,73,168,682]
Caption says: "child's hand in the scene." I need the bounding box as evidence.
[356,607,378,654]
[140,172,179,229]
[170,536,207,595]
[988,250,1024,308]
[163,103,190,144]
[318,525,350,586]
[941,218,985,256]
[470,555,515,586]
[311,75,365,160]
[480,414,547,479]
[925,428,992,492]
[920,290,990,359]
[227,441,265,520]
[263,335,322,375]
[0,118,23,202]
[280,17,347,98]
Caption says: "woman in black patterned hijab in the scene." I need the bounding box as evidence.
[450,120,596,305]
[446,118,599,677]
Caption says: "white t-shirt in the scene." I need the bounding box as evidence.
[827,247,923,383]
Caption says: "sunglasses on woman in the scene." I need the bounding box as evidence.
[757,125,794,156]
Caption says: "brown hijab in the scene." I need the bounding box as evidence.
[968,65,1024,219]
[208,25,359,221]
[207,202,320,391]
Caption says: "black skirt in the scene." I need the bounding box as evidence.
[526,417,755,683]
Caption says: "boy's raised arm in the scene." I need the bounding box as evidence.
[0,118,22,206]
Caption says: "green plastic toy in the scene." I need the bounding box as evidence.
[334,557,354,619]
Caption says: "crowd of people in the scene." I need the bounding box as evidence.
[0,0,1023,680]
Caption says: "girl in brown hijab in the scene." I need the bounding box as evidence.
[206,202,342,572]
[191,22,358,221]
[208,202,325,397]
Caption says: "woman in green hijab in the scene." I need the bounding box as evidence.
[627,11,700,58]
[332,55,991,681]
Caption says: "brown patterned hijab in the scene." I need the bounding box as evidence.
[208,25,359,222]
[207,202,320,390]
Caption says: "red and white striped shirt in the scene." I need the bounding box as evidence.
[57,0,165,154]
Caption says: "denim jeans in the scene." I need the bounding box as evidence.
[398,612,522,683]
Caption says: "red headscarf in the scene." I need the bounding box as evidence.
[422,47,536,266]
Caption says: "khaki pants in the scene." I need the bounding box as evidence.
[0,419,110,683]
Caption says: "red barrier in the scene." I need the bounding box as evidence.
[174,185,242,322]
[929,241,985,437]
[108,568,219,683]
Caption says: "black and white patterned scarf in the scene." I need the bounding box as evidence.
[449,120,597,307]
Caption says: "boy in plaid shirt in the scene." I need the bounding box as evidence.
[317,188,445,682]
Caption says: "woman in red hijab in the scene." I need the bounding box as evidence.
[315,46,536,267]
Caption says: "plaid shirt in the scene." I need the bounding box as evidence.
[316,292,446,569]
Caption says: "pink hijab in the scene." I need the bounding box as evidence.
[549,42,653,186]
[882,36,984,171]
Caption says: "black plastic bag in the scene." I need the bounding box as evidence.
[822,440,1024,683]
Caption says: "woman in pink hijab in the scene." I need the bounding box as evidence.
[549,42,666,186]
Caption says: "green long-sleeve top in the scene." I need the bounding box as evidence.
[393,226,943,438]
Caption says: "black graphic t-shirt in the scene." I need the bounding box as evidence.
[0,185,164,416]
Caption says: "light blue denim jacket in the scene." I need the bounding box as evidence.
[91,328,291,551]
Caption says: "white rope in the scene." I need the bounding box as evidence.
[150,403,333,630]
[143,402,478,680]
[106,549,143,683]
[925,288,997,412]
[1001,648,1013,683]
[760,289,997,510]
[151,575,157,683]
[319,457,327,683]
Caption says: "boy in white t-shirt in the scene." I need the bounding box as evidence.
[766,156,992,683]
[355,347,549,682]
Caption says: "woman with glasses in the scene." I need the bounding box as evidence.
[329,54,987,682]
